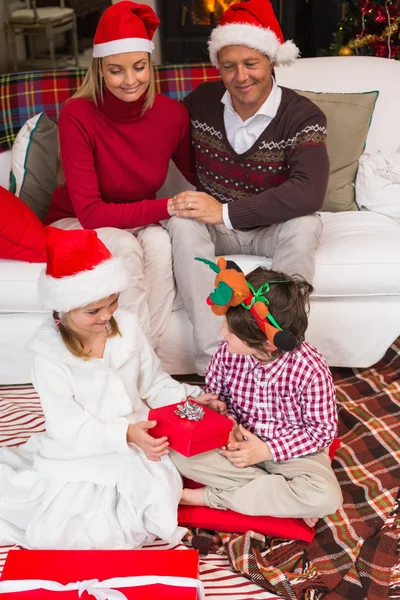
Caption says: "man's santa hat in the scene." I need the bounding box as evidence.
[39,227,128,313]
[93,1,159,59]
[208,0,299,68]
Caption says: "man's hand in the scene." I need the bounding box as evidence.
[127,421,169,461]
[171,191,223,225]
[219,424,273,468]
[190,393,228,416]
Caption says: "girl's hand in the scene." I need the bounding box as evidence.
[219,425,273,468]
[127,421,169,461]
[191,393,228,416]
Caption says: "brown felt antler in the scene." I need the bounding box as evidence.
[196,257,297,351]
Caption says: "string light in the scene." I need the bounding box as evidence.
[385,0,392,58]
[347,16,400,52]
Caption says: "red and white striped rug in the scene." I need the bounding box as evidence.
[0,384,279,599]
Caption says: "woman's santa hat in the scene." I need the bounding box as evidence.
[39,227,128,313]
[93,1,160,58]
[208,0,299,68]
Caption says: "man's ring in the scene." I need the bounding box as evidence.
[189,202,192,210]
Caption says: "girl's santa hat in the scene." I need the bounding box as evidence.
[93,1,160,58]
[39,227,128,313]
[208,0,299,68]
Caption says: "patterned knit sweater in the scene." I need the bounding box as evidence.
[184,81,329,230]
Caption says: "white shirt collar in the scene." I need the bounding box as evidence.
[221,78,280,123]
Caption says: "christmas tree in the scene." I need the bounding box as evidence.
[331,0,400,59]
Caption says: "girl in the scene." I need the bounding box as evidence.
[46,1,196,349]
[0,227,222,549]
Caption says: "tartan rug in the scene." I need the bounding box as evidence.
[1,338,400,599]
[184,338,400,600]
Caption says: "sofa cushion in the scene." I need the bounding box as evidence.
[313,212,400,296]
[9,112,58,222]
[2,212,398,314]
[217,212,400,298]
[356,151,400,224]
[0,186,46,263]
[295,90,378,213]
[0,260,44,312]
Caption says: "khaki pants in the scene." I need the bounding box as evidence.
[53,218,175,350]
[166,214,323,375]
[170,447,342,519]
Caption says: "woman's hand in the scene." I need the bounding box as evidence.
[191,393,228,415]
[127,421,169,461]
[219,425,273,468]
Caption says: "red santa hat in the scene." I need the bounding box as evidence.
[93,1,160,59]
[38,227,128,313]
[208,0,299,68]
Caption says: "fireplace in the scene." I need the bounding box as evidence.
[160,0,244,64]
[160,1,324,65]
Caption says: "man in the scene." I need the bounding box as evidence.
[166,0,329,375]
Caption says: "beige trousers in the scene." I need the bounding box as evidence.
[52,218,175,350]
[166,214,323,375]
[170,446,342,519]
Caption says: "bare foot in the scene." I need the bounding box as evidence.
[180,487,207,506]
[303,517,319,528]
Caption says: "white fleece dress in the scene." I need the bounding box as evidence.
[0,310,202,550]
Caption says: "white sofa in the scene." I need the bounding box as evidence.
[1,56,400,384]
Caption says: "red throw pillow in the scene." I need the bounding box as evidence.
[178,504,315,542]
[0,186,46,261]
[178,440,341,543]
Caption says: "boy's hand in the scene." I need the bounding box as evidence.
[190,393,228,416]
[220,416,242,450]
[127,421,169,461]
[219,425,273,468]
[227,416,243,445]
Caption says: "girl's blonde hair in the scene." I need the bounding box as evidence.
[57,55,156,186]
[53,311,121,360]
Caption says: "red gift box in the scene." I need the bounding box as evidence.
[149,401,233,457]
[0,550,202,600]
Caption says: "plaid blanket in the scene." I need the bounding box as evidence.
[0,64,219,153]
[0,340,399,599]
[185,338,400,600]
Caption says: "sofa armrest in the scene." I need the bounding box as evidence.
[0,150,11,189]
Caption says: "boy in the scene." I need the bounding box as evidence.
[171,264,343,526]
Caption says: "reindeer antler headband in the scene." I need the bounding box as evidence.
[196,257,297,351]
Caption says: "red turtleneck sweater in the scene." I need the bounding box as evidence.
[45,88,196,229]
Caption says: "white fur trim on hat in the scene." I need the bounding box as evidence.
[93,37,155,58]
[38,256,128,313]
[208,23,299,67]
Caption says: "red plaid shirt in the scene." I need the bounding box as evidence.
[204,341,338,463]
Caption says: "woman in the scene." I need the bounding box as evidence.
[45,1,196,348]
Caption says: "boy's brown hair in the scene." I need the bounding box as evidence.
[225,267,313,357]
